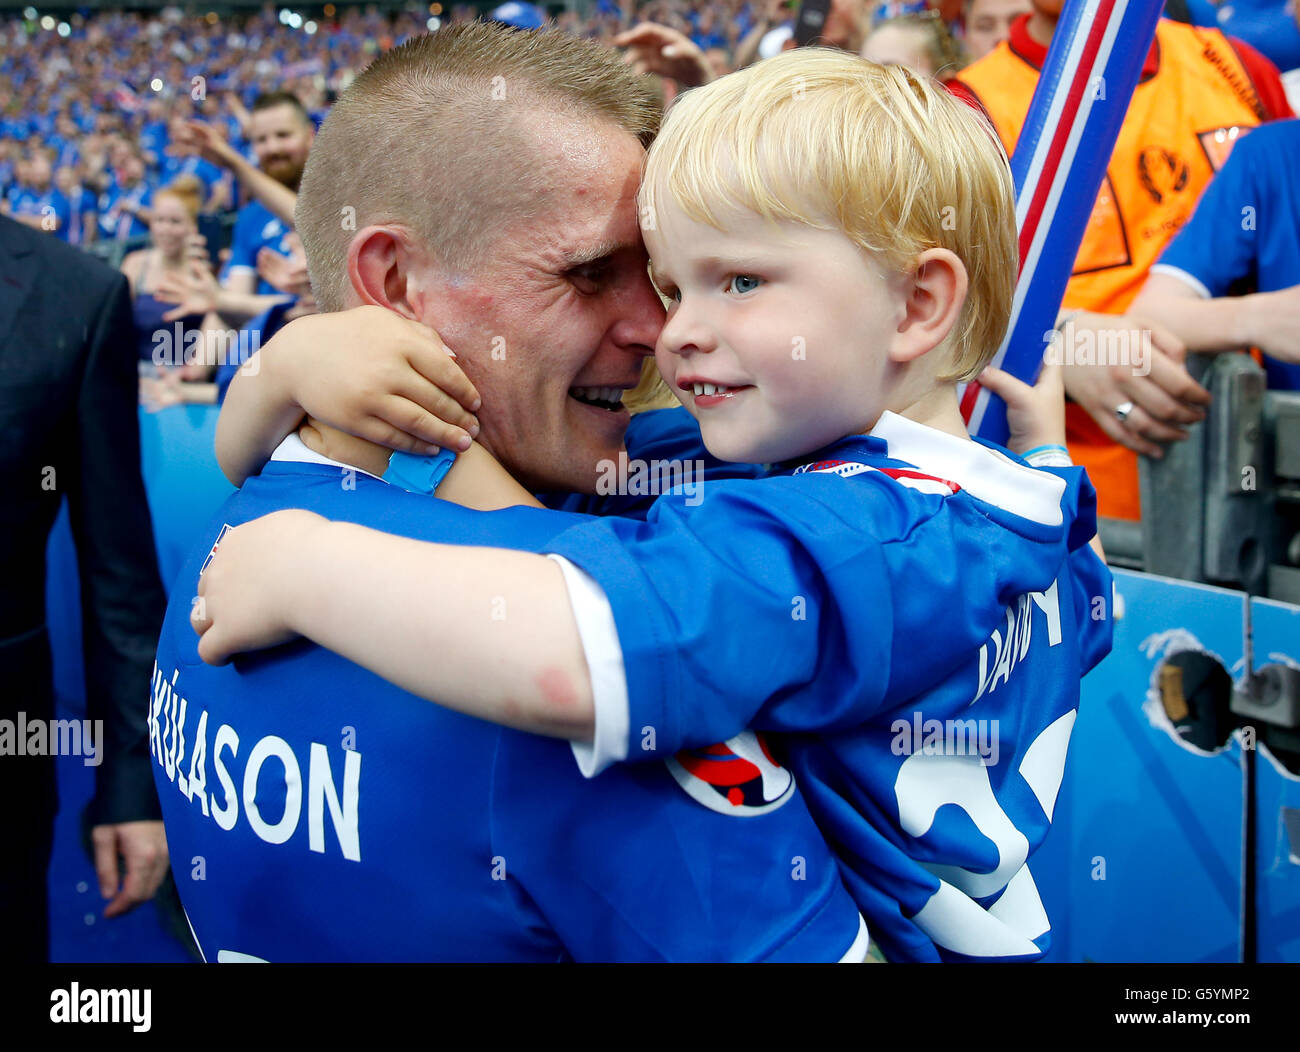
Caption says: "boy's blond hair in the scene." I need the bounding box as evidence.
[296,22,662,313]
[641,48,1017,382]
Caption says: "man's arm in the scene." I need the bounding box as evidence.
[181,120,296,227]
[67,269,170,916]
[1132,270,1300,362]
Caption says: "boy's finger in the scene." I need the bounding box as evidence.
[397,374,480,436]
[977,366,1032,403]
[382,393,476,451]
[404,342,481,412]
[359,407,460,456]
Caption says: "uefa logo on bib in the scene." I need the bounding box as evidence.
[666,731,795,816]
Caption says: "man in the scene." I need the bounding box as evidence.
[961,0,1030,63]
[1134,117,1300,390]
[4,154,70,240]
[0,215,170,961]
[154,93,314,331]
[951,0,1293,520]
[155,22,867,962]
[221,92,314,298]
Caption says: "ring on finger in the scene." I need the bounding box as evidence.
[1114,401,1135,424]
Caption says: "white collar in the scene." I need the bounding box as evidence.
[869,411,1066,527]
[268,433,387,482]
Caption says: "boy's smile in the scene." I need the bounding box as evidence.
[644,197,915,464]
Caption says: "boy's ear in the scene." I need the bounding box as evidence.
[889,248,969,365]
[346,225,433,321]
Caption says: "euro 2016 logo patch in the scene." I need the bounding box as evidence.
[666,731,795,816]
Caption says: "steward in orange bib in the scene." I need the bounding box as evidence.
[950,4,1292,521]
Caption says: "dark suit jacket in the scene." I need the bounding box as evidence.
[0,215,165,826]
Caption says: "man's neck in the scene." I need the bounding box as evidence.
[297,417,392,478]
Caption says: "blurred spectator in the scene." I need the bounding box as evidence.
[2,153,71,240]
[951,4,1294,519]
[960,0,1030,62]
[54,165,98,246]
[159,115,231,212]
[861,11,965,77]
[98,151,153,242]
[120,175,219,374]
[1133,117,1300,390]
[218,91,314,297]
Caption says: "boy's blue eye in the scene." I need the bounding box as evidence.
[728,275,762,295]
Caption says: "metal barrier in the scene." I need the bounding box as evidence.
[1111,351,1300,605]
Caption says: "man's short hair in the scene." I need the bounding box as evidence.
[296,22,663,313]
[251,90,312,126]
[641,47,1018,382]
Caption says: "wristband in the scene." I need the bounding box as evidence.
[1022,444,1073,468]
[382,447,459,496]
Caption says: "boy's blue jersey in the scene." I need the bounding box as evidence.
[151,455,865,962]
[544,410,1114,962]
[222,200,293,294]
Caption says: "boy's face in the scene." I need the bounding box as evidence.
[644,198,911,464]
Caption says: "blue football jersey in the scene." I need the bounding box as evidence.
[1152,118,1300,391]
[544,410,1115,962]
[221,200,294,295]
[151,453,865,962]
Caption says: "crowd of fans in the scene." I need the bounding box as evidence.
[3,0,1299,517]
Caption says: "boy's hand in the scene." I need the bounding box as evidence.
[192,509,325,665]
[980,359,1066,455]
[264,306,482,454]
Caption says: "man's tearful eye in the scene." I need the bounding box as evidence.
[569,264,610,295]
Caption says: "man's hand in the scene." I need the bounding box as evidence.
[91,820,169,919]
[192,509,326,665]
[1060,312,1211,458]
[615,23,715,86]
[140,366,184,411]
[154,260,220,322]
[173,119,239,170]
[257,238,312,300]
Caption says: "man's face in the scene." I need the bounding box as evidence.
[966,0,1031,58]
[249,104,314,189]
[413,123,665,494]
[29,157,51,190]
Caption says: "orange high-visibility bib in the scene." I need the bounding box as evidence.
[958,20,1264,520]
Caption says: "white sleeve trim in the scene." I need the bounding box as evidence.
[545,555,630,779]
[838,914,872,963]
[1148,263,1212,300]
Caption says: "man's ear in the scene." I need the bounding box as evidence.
[890,248,969,365]
[346,225,430,320]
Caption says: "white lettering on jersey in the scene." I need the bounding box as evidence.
[973,578,1062,703]
[148,663,362,861]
